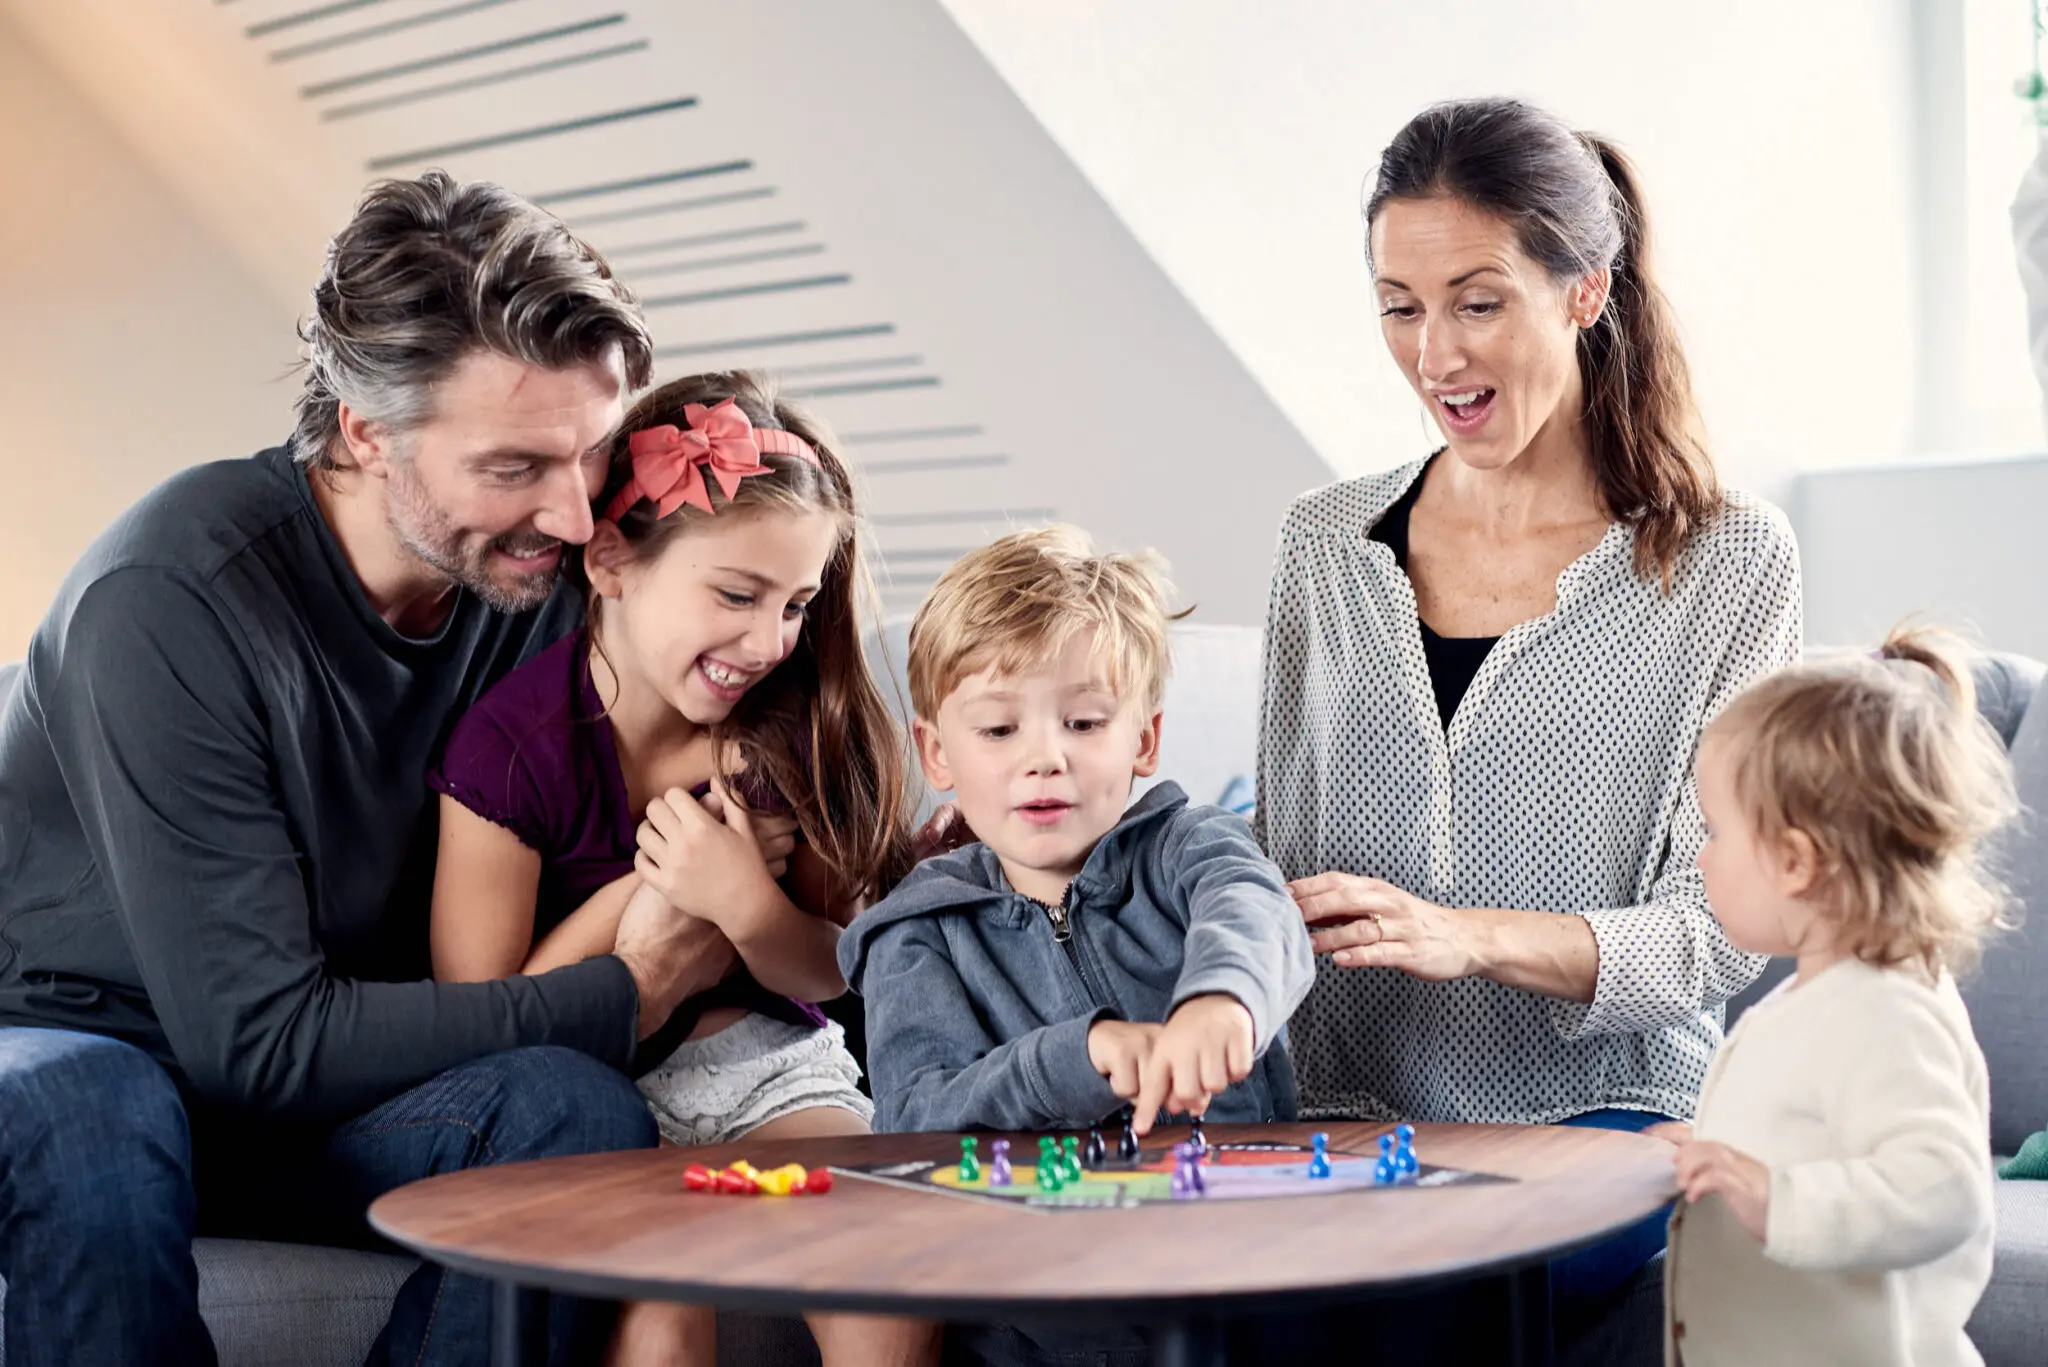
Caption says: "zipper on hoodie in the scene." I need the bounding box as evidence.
[1037,888,1116,1013]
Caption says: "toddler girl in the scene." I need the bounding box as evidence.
[1666,628,2017,1366]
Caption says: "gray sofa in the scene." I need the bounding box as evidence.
[5,637,2048,1365]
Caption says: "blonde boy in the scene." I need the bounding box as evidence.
[839,526,1314,1134]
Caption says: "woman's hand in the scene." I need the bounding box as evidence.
[1674,1139,1771,1242]
[634,780,780,930]
[1291,873,1486,980]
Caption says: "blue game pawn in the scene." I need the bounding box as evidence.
[1373,1133,1398,1186]
[989,1138,1013,1187]
[1394,1123,1419,1179]
[1307,1131,1332,1180]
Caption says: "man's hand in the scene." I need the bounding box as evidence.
[1087,1019,1162,1102]
[634,780,780,929]
[1674,1139,1771,1242]
[1129,994,1255,1135]
[614,879,739,1040]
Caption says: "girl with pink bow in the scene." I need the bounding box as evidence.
[427,371,938,1366]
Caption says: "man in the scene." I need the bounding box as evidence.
[0,172,733,1365]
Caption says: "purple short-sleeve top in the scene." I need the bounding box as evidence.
[429,630,827,1053]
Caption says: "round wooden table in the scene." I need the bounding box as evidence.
[369,1120,1676,1367]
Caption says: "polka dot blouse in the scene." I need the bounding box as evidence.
[1255,459,1802,1124]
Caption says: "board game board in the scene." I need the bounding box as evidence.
[833,1138,1508,1210]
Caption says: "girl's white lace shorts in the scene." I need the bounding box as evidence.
[635,1012,873,1147]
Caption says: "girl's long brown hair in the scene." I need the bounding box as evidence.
[581,370,914,900]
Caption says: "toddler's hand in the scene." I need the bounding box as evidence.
[1086,1019,1162,1102]
[1131,994,1255,1134]
[1674,1139,1771,1242]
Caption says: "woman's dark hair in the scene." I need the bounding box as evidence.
[579,370,914,900]
[1365,97,1721,586]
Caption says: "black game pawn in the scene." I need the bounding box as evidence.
[1117,1109,1140,1161]
[1189,1119,1207,1157]
[1084,1125,1107,1169]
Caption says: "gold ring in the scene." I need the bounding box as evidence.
[1368,912,1383,931]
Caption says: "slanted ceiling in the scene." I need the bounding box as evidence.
[7,0,1330,623]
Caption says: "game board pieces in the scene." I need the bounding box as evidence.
[959,1137,981,1183]
[1374,1134,1397,1185]
[1189,1119,1207,1156]
[1036,1137,1065,1191]
[1394,1124,1419,1178]
[1118,1110,1140,1161]
[989,1138,1013,1187]
[683,1160,831,1196]
[1061,1135,1083,1182]
[1307,1132,1332,1179]
[1170,1141,1207,1198]
[1084,1125,1107,1169]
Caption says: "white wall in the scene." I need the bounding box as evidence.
[940,0,1923,500]
[1794,456,2048,657]
[0,15,298,657]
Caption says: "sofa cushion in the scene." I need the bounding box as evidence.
[1976,669,2048,1156]
[1969,1179,2048,1367]
[194,1238,413,1367]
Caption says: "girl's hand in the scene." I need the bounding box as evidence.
[1291,873,1485,981]
[634,780,779,929]
[1674,1139,1771,1242]
[911,802,973,863]
[697,787,800,880]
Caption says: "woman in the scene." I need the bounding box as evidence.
[1255,97,1801,1328]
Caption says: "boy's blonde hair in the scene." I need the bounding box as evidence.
[907,526,1178,720]
[1705,627,2020,977]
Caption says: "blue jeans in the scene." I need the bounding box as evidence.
[0,1028,657,1367]
[1552,1107,1677,1328]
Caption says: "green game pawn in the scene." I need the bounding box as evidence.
[1035,1136,1064,1191]
[1061,1135,1083,1182]
[958,1136,981,1183]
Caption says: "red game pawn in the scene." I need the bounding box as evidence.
[717,1168,757,1195]
[803,1169,834,1195]
[683,1163,715,1192]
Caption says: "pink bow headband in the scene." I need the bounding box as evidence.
[602,397,822,524]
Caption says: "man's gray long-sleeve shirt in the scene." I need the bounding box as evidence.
[0,445,638,1120]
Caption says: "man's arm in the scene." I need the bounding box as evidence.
[38,569,647,1120]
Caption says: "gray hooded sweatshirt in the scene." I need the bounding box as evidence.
[839,782,1316,1133]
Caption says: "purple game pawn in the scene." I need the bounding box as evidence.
[989,1138,1013,1187]
[1170,1141,1207,1198]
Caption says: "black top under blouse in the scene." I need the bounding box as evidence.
[1368,461,1500,730]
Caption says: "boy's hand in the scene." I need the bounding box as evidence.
[1674,1139,1771,1242]
[1087,1019,1162,1101]
[1130,994,1255,1135]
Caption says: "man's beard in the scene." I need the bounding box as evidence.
[387,461,562,613]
